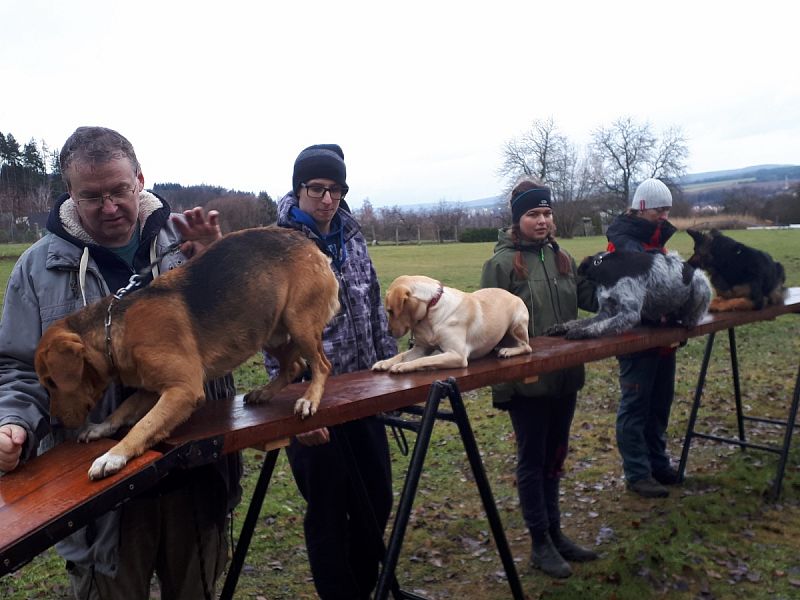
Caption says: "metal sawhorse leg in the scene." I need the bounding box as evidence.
[374,377,524,600]
[678,328,800,500]
[219,434,406,599]
[219,447,281,600]
[220,376,524,600]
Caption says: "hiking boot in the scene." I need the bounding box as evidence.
[550,529,599,562]
[627,477,669,498]
[531,533,572,578]
[653,466,682,485]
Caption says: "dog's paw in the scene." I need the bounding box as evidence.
[88,452,128,480]
[371,359,392,371]
[388,362,418,374]
[78,422,117,443]
[496,346,529,358]
[544,324,568,336]
[564,328,594,340]
[294,397,318,419]
[244,388,271,405]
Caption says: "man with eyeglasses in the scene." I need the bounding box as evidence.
[0,126,242,599]
[263,144,397,599]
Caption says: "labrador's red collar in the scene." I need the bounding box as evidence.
[427,283,444,310]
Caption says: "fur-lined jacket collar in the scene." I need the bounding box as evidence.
[47,190,169,248]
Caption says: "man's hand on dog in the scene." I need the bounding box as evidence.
[0,424,26,472]
[296,427,330,446]
[171,206,222,258]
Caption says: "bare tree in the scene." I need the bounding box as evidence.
[498,117,566,187]
[379,206,413,244]
[647,126,689,182]
[426,200,466,242]
[498,118,598,236]
[591,117,688,207]
[355,198,378,242]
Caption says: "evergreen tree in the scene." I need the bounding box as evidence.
[258,191,277,224]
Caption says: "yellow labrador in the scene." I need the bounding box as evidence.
[372,275,532,373]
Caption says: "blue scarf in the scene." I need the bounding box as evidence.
[290,206,347,270]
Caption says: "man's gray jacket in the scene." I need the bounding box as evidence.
[0,191,240,576]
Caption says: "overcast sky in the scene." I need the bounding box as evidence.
[2,0,797,208]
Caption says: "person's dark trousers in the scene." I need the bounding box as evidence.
[286,416,393,600]
[616,349,677,483]
[507,392,577,537]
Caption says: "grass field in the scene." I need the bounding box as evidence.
[2,229,800,599]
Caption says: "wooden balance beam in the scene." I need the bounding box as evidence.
[1,288,798,577]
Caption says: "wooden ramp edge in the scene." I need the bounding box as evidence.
[0,442,163,574]
[0,288,797,575]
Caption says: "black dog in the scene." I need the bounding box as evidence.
[546,251,711,339]
[687,229,786,312]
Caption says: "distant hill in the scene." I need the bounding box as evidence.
[677,164,800,186]
[678,164,800,205]
[365,165,799,211]
[374,195,504,212]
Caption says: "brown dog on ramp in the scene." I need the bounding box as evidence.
[35,226,339,480]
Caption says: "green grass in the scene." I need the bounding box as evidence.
[2,229,800,599]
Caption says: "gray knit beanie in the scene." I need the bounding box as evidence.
[631,178,673,210]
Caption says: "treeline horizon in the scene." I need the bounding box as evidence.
[2,126,799,244]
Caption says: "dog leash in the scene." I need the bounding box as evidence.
[104,241,184,369]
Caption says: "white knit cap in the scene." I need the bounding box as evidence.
[631,178,673,210]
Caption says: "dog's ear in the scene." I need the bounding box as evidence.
[687,229,704,244]
[386,285,411,316]
[37,331,86,393]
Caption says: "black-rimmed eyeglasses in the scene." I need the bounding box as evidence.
[301,183,348,200]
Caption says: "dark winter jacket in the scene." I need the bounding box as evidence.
[264,192,396,378]
[606,213,676,253]
[606,212,679,355]
[480,228,597,407]
[0,191,241,575]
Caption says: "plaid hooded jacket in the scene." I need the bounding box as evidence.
[264,192,396,378]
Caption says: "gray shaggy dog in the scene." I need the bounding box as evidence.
[547,250,712,340]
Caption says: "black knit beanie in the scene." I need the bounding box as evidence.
[292,144,347,193]
[511,186,552,224]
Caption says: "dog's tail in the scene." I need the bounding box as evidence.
[682,269,713,328]
[776,261,786,287]
[768,261,787,306]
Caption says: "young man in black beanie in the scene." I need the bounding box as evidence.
[263,144,397,599]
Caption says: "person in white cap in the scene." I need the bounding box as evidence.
[605,178,681,499]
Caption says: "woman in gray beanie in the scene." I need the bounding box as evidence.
[605,178,682,499]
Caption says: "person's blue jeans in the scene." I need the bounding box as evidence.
[616,349,677,483]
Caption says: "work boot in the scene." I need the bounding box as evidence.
[627,476,669,498]
[550,528,599,562]
[653,466,682,485]
[531,533,572,578]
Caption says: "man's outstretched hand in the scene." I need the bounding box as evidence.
[171,207,222,258]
